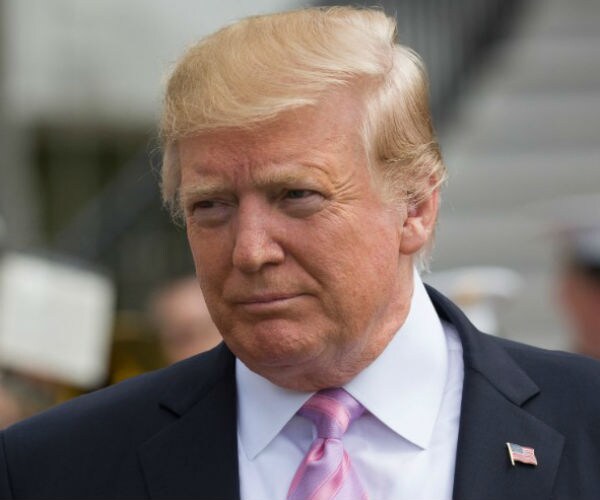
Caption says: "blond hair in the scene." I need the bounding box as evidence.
[160,6,446,217]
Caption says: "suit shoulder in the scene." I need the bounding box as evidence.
[0,345,235,497]
[493,336,600,410]
[495,336,600,379]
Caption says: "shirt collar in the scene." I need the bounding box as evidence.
[345,273,448,449]
[236,271,448,459]
[236,360,311,460]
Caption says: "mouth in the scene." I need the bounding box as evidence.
[235,293,305,313]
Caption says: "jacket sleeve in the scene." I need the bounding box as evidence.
[0,432,14,499]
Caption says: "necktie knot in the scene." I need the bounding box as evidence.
[299,388,364,439]
[288,388,368,500]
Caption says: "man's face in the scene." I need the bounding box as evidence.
[178,91,425,390]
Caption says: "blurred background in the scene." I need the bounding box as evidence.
[0,0,598,426]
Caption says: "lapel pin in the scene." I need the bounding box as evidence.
[506,442,538,466]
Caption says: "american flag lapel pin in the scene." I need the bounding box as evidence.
[506,442,538,466]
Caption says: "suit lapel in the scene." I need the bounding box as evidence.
[426,286,564,500]
[138,345,240,500]
[452,367,564,500]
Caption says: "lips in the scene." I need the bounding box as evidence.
[237,293,300,304]
[232,292,306,313]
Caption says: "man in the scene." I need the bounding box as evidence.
[150,276,222,364]
[1,7,599,499]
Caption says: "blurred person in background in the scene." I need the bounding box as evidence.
[0,216,56,428]
[557,225,600,359]
[0,372,55,430]
[1,7,599,500]
[0,217,21,429]
[0,381,21,430]
[150,276,222,364]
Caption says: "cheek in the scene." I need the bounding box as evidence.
[187,230,229,302]
[309,241,395,321]
[330,216,402,306]
[302,207,400,281]
[188,223,225,265]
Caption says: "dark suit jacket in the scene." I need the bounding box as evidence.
[1,286,599,499]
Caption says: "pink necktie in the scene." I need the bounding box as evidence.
[287,388,368,500]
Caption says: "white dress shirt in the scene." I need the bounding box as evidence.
[236,274,464,500]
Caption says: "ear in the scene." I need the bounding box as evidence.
[398,187,439,256]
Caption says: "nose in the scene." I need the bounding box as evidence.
[232,200,285,273]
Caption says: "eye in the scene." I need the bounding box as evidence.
[194,200,218,209]
[285,189,316,200]
[280,189,325,217]
[187,199,233,227]
[188,199,219,213]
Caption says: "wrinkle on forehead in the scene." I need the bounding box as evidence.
[184,128,355,172]
[178,87,375,205]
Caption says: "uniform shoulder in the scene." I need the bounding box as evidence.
[2,344,234,447]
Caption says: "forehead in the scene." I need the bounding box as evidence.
[178,89,367,178]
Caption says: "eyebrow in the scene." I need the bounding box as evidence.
[179,179,228,205]
[180,162,331,203]
[254,168,328,187]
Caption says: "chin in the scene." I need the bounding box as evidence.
[261,364,353,392]
[238,343,357,392]
[228,318,321,356]
[234,341,327,385]
[240,341,319,370]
